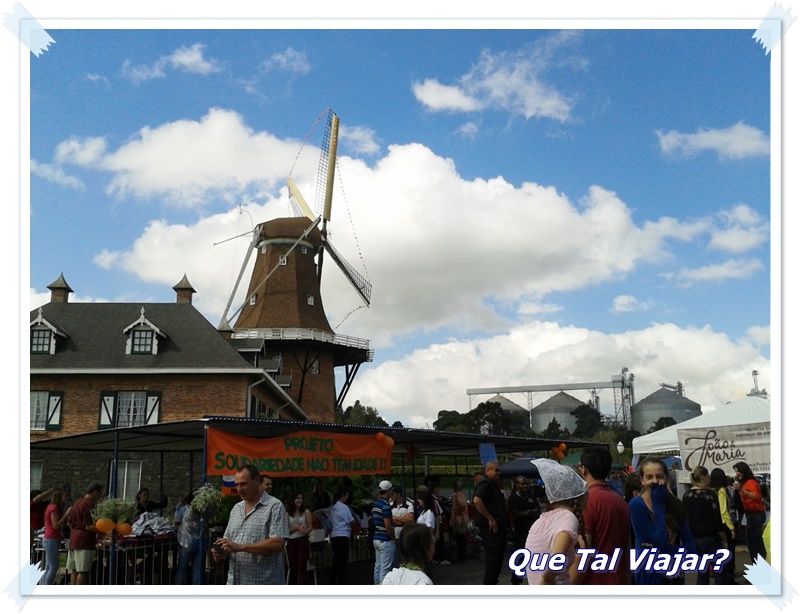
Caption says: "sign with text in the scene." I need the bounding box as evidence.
[678,421,770,474]
[205,428,394,477]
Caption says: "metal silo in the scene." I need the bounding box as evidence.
[531,391,585,434]
[630,384,702,434]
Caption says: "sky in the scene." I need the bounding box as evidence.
[27,26,774,429]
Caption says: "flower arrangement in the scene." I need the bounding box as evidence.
[190,483,224,517]
[90,497,136,524]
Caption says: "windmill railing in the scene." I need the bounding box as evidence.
[232,327,371,351]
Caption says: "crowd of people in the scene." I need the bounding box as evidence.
[30,453,769,587]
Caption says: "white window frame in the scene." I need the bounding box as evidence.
[311,358,319,375]
[31,461,43,491]
[301,246,308,255]
[30,391,49,431]
[249,294,257,306]
[111,460,142,502]
[279,255,287,265]
[307,295,314,306]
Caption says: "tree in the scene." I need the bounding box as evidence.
[570,404,603,439]
[391,420,404,429]
[341,400,389,427]
[433,410,470,432]
[467,401,510,435]
[647,416,677,434]
[541,417,570,439]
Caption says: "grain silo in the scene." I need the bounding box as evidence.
[531,391,586,434]
[630,383,702,434]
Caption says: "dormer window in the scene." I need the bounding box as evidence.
[123,307,166,356]
[30,308,67,355]
[31,329,52,354]
[131,329,154,354]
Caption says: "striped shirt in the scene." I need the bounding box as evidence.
[223,493,289,585]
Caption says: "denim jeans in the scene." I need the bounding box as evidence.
[744,511,767,563]
[41,538,60,585]
[175,541,204,585]
[373,539,396,584]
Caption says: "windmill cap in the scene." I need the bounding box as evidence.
[378,480,393,492]
[531,459,587,503]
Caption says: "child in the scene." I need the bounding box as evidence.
[381,523,434,585]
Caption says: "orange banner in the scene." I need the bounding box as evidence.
[206,428,394,477]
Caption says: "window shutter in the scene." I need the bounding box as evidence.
[98,392,116,429]
[145,392,161,425]
[45,392,63,431]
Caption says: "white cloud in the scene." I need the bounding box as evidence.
[412,79,483,112]
[93,249,121,269]
[339,125,380,156]
[30,160,84,190]
[413,34,581,121]
[29,288,110,311]
[456,122,479,140]
[261,47,311,74]
[55,136,107,166]
[518,301,562,316]
[745,325,770,346]
[168,43,221,75]
[663,258,763,287]
[708,203,768,253]
[56,109,311,206]
[610,295,652,314]
[657,121,769,160]
[91,121,709,348]
[347,320,770,427]
[122,43,221,83]
[85,73,110,86]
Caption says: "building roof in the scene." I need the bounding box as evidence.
[632,386,701,411]
[532,391,586,412]
[30,417,598,455]
[30,302,255,371]
[486,394,528,413]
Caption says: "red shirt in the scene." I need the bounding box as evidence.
[583,482,630,585]
[740,478,765,513]
[67,496,97,550]
[43,502,61,540]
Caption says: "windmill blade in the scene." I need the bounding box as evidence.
[287,178,316,222]
[313,110,340,223]
[323,238,372,306]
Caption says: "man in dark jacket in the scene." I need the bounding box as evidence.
[472,461,509,584]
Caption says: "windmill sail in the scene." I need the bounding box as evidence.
[323,239,372,306]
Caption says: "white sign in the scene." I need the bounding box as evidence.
[678,421,770,475]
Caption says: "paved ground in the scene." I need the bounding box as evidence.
[314,543,753,586]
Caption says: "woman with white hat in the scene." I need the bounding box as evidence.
[524,459,587,585]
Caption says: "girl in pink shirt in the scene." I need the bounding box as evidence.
[524,459,587,585]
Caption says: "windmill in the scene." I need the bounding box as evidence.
[219,110,373,422]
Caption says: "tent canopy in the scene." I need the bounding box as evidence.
[498,457,540,479]
[632,395,769,455]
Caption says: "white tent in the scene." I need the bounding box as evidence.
[632,395,770,455]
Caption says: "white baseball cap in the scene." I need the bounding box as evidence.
[378,480,393,491]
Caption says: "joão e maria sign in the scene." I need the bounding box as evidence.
[205,428,394,477]
[678,421,770,474]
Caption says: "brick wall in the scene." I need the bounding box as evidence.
[30,373,259,440]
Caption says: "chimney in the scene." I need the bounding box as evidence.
[47,273,73,304]
[172,274,196,305]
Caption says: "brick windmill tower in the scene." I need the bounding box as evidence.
[219,110,372,422]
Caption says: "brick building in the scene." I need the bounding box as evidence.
[29,273,307,503]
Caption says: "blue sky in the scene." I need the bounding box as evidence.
[28,27,773,427]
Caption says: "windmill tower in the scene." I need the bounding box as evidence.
[219,110,373,422]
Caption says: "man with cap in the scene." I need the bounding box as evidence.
[371,479,396,584]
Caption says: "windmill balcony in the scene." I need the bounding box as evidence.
[232,327,373,359]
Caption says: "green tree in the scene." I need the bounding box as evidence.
[342,400,389,427]
[391,420,404,429]
[648,416,677,434]
[433,410,470,432]
[570,404,603,439]
[541,417,570,439]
